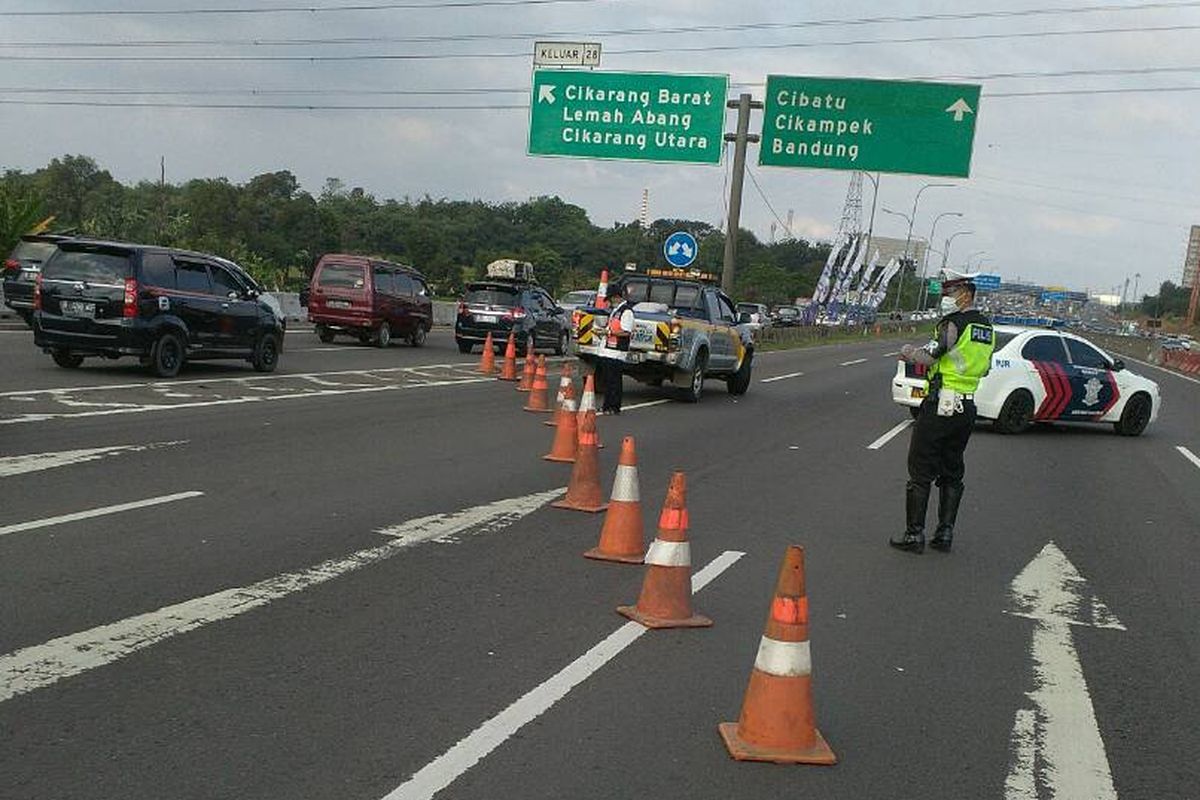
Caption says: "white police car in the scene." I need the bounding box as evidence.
[892,325,1160,436]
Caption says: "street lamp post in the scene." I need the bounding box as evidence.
[940,230,974,275]
[861,172,881,268]
[918,211,963,310]
[884,182,953,313]
[965,250,988,270]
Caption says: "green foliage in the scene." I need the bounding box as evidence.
[0,185,48,254]
[1140,281,1194,319]
[2,155,828,303]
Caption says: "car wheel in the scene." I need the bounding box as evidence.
[682,350,708,403]
[51,349,83,369]
[251,332,281,373]
[374,323,391,348]
[150,331,185,378]
[555,330,568,356]
[726,349,753,395]
[409,325,427,347]
[1114,392,1152,436]
[909,405,921,420]
[457,339,473,354]
[995,389,1034,434]
[316,325,335,343]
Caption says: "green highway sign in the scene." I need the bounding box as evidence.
[929,279,942,295]
[759,75,981,178]
[528,69,728,164]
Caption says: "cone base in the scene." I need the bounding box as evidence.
[551,500,608,513]
[583,548,644,564]
[523,406,552,413]
[543,419,558,427]
[498,376,519,382]
[616,605,713,629]
[717,722,837,765]
[542,454,577,463]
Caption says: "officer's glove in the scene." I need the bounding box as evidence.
[900,344,915,361]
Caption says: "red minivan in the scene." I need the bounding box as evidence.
[306,254,432,347]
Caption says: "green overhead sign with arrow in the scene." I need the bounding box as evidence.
[528,69,728,164]
[759,75,982,178]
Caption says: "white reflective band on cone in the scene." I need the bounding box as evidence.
[579,392,595,413]
[610,465,640,502]
[753,637,812,678]
[563,399,577,412]
[644,538,690,567]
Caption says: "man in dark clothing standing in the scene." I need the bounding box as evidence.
[890,270,995,554]
[598,284,635,415]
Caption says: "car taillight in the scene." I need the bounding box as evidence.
[669,318,682,337]
[572,310,581,328]
[509,307,527,320]
[457,301,467,316]
[123,277,138,318]
[33,273,42,310]
[3,258,19,272]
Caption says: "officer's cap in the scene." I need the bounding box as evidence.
[939,268,978,292]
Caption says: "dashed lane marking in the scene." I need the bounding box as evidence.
[883,351,900,357]
[760,371,804,383]
[839,358,869,367]
[0,441,185,478]
[0,488,563,703]
[380,550,746,800]
[0,491,204,539]
[867,419,914,450]
[1177,446,1200,472]
[622,399,673,411]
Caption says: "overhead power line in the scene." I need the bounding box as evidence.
[0,0,605,17]
[744,166,794,240]
[3,1,1198,46]
[2,23,1199,62]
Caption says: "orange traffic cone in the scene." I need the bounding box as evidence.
[596,269,609,310]
[545,363,575,426]
[577,373,603,449]
[478,332,496,374]
[551,411,607,512]
[718,546,836,765]
[585,436,645,564]
[617,472,711,628]
[543,387,578,462]
[517,340,536,392]
[498,332,519,381]
[524,356,552,413]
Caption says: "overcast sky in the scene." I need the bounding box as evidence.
[1,0,1197,298]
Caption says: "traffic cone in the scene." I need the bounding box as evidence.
[617,472,711,628]
[595,269,609,310]
[478,332,496,374]
[498,332,519,381]
[543,388,579,462]
[577,373,603,449]
[544,363,575,426]
[718,546,837,765]
[524,356,552,413]
[517,339,536,392]
[551,411,607,512]
[584,436,645,564]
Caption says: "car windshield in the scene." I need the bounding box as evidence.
[736,303,758,314]
[559,291,593,304]
[995,331,1018,351]
[464,286,519,307]
[41,248,131,284]
[317,263,366,289]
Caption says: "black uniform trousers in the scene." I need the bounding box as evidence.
[907,395,977,490]
[598,355,624,412]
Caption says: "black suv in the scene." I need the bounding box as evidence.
[455,278,569,355]
[33,239,285,377]
[3,234,74,326]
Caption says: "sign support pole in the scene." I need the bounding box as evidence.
[721,94,761,296]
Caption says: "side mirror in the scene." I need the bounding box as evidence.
[738,312,753,324]
[1111,359,1125,372]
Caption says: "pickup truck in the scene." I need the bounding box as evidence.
[571,275,754,402]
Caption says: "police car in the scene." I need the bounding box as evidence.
[891,325,1160,436]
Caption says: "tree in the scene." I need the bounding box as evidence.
[0,186,49,254]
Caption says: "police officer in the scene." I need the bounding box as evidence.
[890,270,995,554]
[598,283,635,414]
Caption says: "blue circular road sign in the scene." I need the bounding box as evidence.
[663,231,698,269]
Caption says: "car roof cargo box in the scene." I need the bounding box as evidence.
[486,259,534,281]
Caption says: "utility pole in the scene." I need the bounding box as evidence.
[158,156,166,242]
[721,93,761,296]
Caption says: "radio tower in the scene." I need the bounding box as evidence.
[836,172,864,238]
[640,188,650,229]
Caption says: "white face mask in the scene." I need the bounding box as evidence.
[940,295,960,314]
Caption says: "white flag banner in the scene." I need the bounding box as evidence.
[811,233,847,305]
[832,234,868,305]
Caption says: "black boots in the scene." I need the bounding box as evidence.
[930,482,964,552]
[889,482,931,554]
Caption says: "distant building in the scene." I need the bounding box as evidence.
[864,236,928,269]
[1184,224,1200,288]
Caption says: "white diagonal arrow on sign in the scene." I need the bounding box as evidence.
[1004,541,1124,800]
[538,84,556,104]
[945,98,974,122]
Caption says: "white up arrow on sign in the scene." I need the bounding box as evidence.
[1004,541,1125,800]
[538,85,557,105]
[945,98,974,122]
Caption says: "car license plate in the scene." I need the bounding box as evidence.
[476,314,497,323]
[632,327,654,344]
[911,387,926,399]
[61,300,96,318]
[327,300,351,309]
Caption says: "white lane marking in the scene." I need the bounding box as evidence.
[1120,354,1200,386]
[0,441,184,478]
[1176,445,1200,471]
[0,377,498,426]
[1005,542,1124,800]
[867,419,914,450]
[839,358,868,367]
[883,351,900,357]
[0,491,204,538]
[760,371,804,383]
[0,488,563,704]
[381,550,745,800]
[1004,708,1038,800]
[623,399,673,411]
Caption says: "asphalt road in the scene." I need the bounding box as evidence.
[1,325,1197,800]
